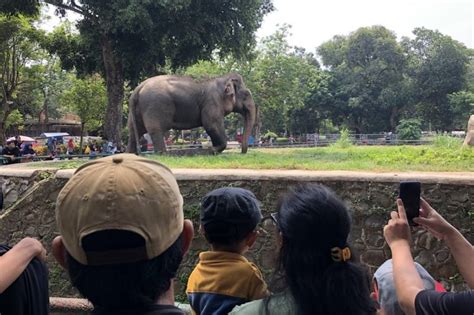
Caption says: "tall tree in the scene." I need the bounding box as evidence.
[0,14,43,142]
[61,74,106,152]
[402,27,472,130]
[38,0,273,143]
[318,26,407,133]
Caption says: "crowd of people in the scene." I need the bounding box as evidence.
[0,136,38,164]
[0,153,472,314]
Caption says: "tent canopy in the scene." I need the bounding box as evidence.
[40,132,70,138]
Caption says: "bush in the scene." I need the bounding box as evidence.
[264,131,278,139]
[332,128,353,148]
[396,119,422,140]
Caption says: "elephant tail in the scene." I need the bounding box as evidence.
[128,85,143,154]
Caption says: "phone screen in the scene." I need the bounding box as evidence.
[399,181,421,226]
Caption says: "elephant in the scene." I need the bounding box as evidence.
[463,115,474,146]
[126,73,256,154]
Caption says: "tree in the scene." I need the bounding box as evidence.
[396,118,422,140]
[61,74,106,152]
[0,14,43,142]
[448,91,474,129]
[38,0,274,144]
[318,26,407,133]
[402,28,472,130]
[250,25,324,135]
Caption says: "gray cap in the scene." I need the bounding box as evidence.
[374,259,436,315]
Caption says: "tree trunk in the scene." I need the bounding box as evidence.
[101,35,124,144]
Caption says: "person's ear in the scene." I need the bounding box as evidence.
[182,219,194,255]
[245,230,259,249]
[52,236,68,270]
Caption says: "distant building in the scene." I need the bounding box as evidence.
[8,113,82,138]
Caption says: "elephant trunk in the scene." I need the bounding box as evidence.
[241,104,256,154]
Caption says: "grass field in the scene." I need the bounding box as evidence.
[30,145,474,172]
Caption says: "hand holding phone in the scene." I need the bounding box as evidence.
[399,181,420,226]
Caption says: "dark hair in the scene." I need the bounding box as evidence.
[203,221,256,248]
[66,230,184,309]
[265,184,376,315]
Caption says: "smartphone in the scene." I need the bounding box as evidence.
[399,181,421,226]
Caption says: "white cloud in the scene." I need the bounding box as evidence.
[258,0,473,52]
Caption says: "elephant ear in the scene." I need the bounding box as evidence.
[224,79,236,104]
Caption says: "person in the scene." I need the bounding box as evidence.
[140,136,148,152]
[372,259,446,315]
[186,187,268,314]
[2,140,21,164]
[47,138,56,155]
[15,135,22,149]
[21,144,36,156]
[67,138,75,156]
[383,198,474,315]
[231,184,376,315]
[51,154,194,314]
[0,237,49,315]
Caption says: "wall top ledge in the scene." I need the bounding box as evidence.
[52,168,474,185]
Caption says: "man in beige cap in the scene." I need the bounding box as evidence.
[51,154,194,314]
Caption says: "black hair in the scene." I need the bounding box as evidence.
[66,230,184,309]
[203,221,256,248]
[264,184,376,315]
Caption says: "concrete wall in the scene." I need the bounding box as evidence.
[0,168,472,302]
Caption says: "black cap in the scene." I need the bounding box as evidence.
[201,187,262,236]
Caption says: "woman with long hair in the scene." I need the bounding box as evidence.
[231,184,376,315]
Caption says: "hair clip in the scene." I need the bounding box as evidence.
[331,246,351,262]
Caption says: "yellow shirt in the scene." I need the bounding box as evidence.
[186,251,268,314]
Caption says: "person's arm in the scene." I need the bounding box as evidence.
[383,199,424,315]
[413,198,474,288]
[0,237,46,293]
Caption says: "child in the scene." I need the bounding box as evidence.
[186,187,269,315]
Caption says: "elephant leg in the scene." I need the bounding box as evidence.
[149,130,167,154]
[204,123,227,153]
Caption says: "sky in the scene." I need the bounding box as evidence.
[42,0,473,53]
[257,0,473,52]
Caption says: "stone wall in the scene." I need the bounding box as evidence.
[0,169,472,301]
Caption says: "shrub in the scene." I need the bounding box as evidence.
[264,131,278,139]
[396,119,422,140]
[332,128,353,148]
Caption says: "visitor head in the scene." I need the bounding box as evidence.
[200,187,262,254]
[269,184,375,314]
[372,259,444,315]
[52,154,194,311]
[6,140,15,149]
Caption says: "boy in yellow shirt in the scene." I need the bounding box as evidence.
[186,187,268,315]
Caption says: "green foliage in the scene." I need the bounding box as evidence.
[318,26,407,133]
[402,28,472,130]
[5,109,24,130]
[61,74,107,140]
[332,128,353,148]
[448,91,474,129]
[0,0,39,17]
[263,131,278,139]
[396,119,422,140]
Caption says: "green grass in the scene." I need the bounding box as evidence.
[29,145,474,172]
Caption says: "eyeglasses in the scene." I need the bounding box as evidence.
[260,212,279,234]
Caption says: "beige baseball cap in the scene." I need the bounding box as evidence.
[56,153,184,265]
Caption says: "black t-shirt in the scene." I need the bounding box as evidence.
[92,304,186,315]
[0,244,49,315]
[415,289,474,315]
[2,147,21,164]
